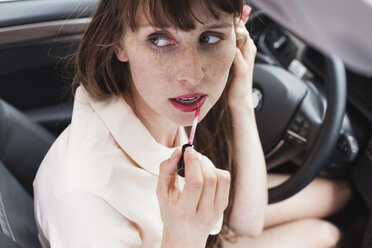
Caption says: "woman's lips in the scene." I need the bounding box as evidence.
[169,94,207,112]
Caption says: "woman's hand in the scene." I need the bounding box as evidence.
[157,147,231,248]
[228,20,257,111]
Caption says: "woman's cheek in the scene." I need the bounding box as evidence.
[131,52,168,86]
[210,47,235,82]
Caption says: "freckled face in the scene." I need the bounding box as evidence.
[117,10,236,126]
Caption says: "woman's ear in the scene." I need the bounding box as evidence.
[114,44,129,62]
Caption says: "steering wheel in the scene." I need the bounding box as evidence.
[252,56,347,204]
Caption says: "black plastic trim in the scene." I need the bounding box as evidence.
[0,0,97,28]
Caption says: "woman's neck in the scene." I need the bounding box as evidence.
[123,90,179,148]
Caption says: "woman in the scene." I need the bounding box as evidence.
[33,0,351,247]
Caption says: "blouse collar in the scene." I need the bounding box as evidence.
[83,87,188,175]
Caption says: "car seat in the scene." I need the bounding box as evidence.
[0,98,55,248]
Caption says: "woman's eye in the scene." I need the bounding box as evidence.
[200,34,221,45]
[150,36,174,47]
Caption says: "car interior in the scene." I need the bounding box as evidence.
[0,0,372,248]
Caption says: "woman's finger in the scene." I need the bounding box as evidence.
[236,20,257,61]
[178,147,204,215]
[157,149,181,200]
[196,157,218,214]
[233,48,246,78]
[214,169,231,214]
[233,36,256,76]
[236,20,249,53]
[244,36,257,62]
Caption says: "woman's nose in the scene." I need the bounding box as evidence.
[176,47,204,86]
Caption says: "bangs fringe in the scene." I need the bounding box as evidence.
[125,0,243,31]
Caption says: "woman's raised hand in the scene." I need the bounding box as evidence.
[228,19,257,110]
[157,147,231,248]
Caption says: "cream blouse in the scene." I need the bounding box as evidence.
[33,86,222,248]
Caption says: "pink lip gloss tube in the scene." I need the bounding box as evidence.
[177,109,200,177]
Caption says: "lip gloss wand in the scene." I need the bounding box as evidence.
[177,108,200,177]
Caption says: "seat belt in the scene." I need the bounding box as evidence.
[0,231,21,248]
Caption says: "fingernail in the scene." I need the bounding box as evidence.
[236,27,245,35]
[170,149,178,161]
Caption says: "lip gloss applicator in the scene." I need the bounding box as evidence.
[177,108,200,177]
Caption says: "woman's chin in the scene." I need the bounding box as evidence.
[168,111,206,127]
[169,116,194,127]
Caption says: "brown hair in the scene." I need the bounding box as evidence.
[73,0,243,247]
